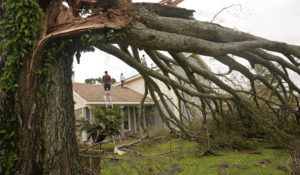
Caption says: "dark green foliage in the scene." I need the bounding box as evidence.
[0,0,45,174]
[0,0,45,92]
[106,29,127,42]
[76,107,125,142]
[0,118,18,175]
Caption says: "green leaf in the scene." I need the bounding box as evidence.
[23,17,28,22]
[20,23,26,29]
[0,129,7,134]
[0,19,6,25]
[24,29,30,36]
[17,10,23,17]
[9,3,15,8]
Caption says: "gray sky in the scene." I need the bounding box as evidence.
[73,0,300,83]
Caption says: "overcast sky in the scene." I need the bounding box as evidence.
[73,0,300,83]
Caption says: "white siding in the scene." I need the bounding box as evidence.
[73,92,86,110]
[123,70,180,118]
[124,77,146,96]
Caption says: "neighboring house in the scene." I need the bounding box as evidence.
[73,83,163,143]
[73,54,211,143]
[114,53,211,120]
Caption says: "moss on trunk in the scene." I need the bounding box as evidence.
[13,40,84,175]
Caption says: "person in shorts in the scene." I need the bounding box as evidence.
[102,71,111,95]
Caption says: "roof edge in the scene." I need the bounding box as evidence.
[86,101,154,105]
[73,91,88,104]
[114,67,161,87]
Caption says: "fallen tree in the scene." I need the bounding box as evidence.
[0,0,299,174]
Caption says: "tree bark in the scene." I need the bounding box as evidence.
[15,47,83,175]
[0,45,81,174]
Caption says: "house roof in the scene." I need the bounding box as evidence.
[113,53,211,87]
[114,66,161,87]
[73,83,153,105]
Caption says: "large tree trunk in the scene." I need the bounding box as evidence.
[15,47,82,175]
[0,0,133,174]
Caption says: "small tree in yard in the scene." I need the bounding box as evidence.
[76,107,125,143]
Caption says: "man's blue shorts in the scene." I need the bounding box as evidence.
[104,84,111,91]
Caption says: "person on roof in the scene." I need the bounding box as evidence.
[120,73,125,88]
[102,71,111,95]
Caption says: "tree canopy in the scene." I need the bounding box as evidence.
[0,0,300,174]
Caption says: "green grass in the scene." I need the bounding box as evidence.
[176,149,289,175]
[97,138,291,175]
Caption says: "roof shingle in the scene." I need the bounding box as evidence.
[73,83,153,103]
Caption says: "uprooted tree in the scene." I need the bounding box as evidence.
[0,0,300,174]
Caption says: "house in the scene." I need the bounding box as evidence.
[114,53,211,120]
[73,83,164,142]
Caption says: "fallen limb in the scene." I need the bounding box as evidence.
[80,136,126,153]
[114,136,148,155]
[102,157,141,161]
[80,142,102,153]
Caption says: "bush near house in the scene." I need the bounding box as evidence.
[76,107,125,143]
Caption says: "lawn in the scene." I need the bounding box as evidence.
[86,137,291,175]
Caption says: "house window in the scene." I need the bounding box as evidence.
[124,114,129,130]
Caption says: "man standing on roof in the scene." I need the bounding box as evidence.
[141,54,148,67]
[102,71,111,95]
[120,73,125,88]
